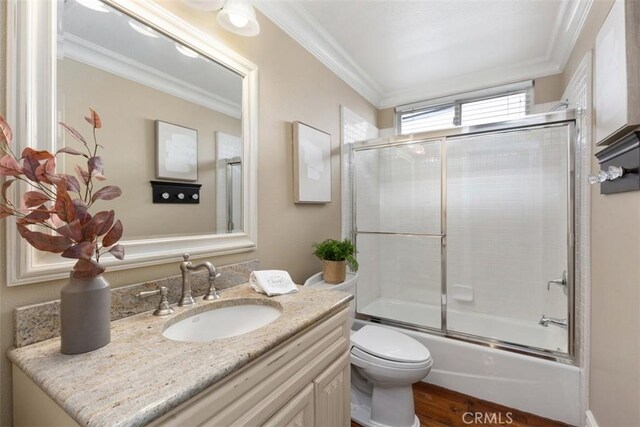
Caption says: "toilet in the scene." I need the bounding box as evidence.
[304,272,432,427]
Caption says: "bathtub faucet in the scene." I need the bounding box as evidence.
[538,315,567,329]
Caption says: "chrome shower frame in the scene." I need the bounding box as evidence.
[350,110,577,364]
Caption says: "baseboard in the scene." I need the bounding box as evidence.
[585,410,599,427]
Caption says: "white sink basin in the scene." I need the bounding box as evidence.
[163,301,282,342]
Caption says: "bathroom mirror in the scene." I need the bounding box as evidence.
[5,0,258,285]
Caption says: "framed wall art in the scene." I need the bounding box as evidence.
[293,121,331,203]
[155,120,198,182]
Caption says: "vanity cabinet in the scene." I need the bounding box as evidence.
[594,0,640,145]
[13,308,351,427]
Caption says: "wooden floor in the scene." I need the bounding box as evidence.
[352,382,571,427]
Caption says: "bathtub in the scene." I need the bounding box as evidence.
[353,318,581,426]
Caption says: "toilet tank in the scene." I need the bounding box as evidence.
[304,272,358,327]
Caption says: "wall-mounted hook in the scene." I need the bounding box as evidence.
[588,165,626,184]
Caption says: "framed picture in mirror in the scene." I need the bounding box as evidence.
[156,121,198,182]
[293,121,331,203]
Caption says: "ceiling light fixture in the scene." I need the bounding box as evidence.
[128,20,159,38]
[217,0,260,36]
[75,0,110,13]
[181,0,260,37]
[175,44,200,59]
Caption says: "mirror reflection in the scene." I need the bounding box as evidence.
[57,0,244,240]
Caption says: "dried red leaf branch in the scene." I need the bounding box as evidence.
[0,109,124,278]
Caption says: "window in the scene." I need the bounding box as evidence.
[460,92,528,126]
[396,82,531,134]
[400,104,455,133]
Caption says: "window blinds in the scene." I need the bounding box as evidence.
[397,82,532,134]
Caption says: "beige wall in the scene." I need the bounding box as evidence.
[59,58,242,239]
[562,1,640,426]
[533,74,563,104]
[0,3,376,425]
[377,107,395,130]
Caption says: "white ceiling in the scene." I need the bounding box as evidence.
[255,0,593,108]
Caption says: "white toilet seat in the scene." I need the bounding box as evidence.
[351,346,433,370]
[351,325,431,363]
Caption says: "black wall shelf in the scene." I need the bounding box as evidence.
[150,181,202,204]
[595,132,640,194]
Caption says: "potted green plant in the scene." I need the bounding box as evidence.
[312,238,358,284]
[0,109,125,354]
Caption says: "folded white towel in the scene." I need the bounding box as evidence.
[250,270,298,296]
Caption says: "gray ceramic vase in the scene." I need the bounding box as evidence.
[60,273,111,355]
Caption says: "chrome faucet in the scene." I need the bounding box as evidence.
[547,270,568,295]
[538,315,567,329]
[179,253,221,306]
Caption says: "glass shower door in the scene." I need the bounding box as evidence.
[353,140,443,330]
[445,124,571,353]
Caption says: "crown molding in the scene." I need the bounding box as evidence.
[547,0,594,71]
[380,59,561,109]
[256,0,593,109]
[253,0,383,106]
[60,33,242,118]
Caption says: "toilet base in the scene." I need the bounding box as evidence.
[351,382,420,427]
[351,402,420,427]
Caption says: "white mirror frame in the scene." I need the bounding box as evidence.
[5,0,258,285]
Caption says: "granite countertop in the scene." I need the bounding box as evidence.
[8,283,352,427]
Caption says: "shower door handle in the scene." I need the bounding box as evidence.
[547,271,568,294]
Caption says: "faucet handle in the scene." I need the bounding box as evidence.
[203,272,222,301]
[137,285,174,316]
[183,253,190,262]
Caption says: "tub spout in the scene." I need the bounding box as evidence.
[538,315,567,329]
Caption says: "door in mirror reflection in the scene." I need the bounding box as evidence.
[226,162,243,233]
[57,0,243,240]
[215,131,242,233]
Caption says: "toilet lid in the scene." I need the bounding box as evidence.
[350,325,431,363]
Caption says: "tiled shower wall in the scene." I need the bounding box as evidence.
[340,106,378,240]
[340,107,380,310]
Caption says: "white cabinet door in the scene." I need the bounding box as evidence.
[314,352,351,427]
[595,0,628,143]
[264,383,315,427]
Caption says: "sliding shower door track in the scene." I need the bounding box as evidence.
[355,231,443,238]
[356,314,576,365]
